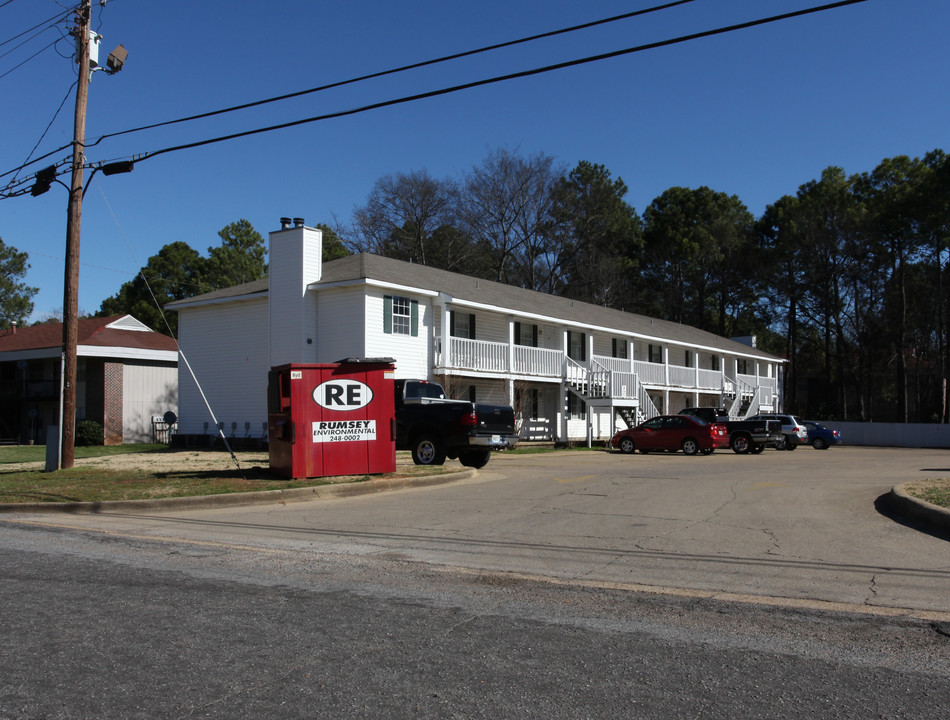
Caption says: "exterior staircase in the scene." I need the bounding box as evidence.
[564,358,660,430]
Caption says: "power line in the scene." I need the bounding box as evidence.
[0,0,869,196]
[0,4,75,49]
[0,36,61,80]
[83,0,700,147]
[2,80,77,191]
[133,0,868,167]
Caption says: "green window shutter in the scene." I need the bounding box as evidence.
[514,322,521,346]
[532,324,538,347]
[410,300,419,337]
[384,295,393,334]
[450,310,456,337]
[469,314,476,340]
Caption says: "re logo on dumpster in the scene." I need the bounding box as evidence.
[313,379,374,410]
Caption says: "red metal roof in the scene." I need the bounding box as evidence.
[0,316,178,354]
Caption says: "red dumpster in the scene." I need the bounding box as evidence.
[267,358,396,479]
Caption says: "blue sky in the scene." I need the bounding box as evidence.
[2,0,947,324]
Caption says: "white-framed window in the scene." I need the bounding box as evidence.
[451,311,476,339]
[567,392,586,419]
[384,295,419,336]
[612,338,627,359]
[737,358,749,375]
[648,343,663,363]
[515,321,538,347]
[568,331,586,361]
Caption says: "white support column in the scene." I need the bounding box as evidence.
[507,317,515,374]
[628,339,635,374]
[663,346,670,387]
[693,351,700,389]
[440,302,452,369]
[560,327,569,443]
[586,332,594,446]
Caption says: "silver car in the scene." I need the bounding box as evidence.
[748,413,809,450]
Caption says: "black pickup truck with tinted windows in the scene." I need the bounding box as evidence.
[679,407,783,454]
[394,379,519,468]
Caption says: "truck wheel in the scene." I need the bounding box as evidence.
[459,449,491,469]
[681,437,699,456]
[731,433,752,454]
[411,435,446,466]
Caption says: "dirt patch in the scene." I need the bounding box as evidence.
[6,448,425,474]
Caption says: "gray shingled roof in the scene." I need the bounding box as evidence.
[168,252,781,361]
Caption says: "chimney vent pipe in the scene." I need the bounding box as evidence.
[293,217,305,228]
[279,217,291,230]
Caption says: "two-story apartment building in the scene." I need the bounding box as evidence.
[168,219,784,444]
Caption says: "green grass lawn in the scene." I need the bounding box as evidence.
[909,481,950,509]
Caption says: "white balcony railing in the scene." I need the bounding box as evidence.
[592,355,630,374]
[450,337,508,373]
[438,338,775,406]
[668,365,695,388]
[633,359,665,385]
[697,368,722,390]
[514,345,563,377]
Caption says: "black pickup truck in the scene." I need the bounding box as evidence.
[394,379,519,468]
[679,407,783,454]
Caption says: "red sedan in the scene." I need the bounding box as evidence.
[610,415,730,456]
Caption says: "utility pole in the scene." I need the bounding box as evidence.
[60,0,92,469]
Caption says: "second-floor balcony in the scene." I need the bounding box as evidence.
[436,336,777,400]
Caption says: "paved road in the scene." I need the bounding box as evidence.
[2,446,950,718]
[6,446,949,617]
[1,523,949,719]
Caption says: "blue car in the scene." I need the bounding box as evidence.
[803,421,842,450]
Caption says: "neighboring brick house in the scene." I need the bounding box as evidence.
[167,220,784,444]
[0,315,179,445]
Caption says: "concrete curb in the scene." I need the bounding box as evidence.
[0,468,477,514]
[889,482,950,535]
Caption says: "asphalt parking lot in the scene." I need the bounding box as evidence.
[6,444,949,619]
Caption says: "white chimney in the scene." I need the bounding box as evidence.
[268,217,323,367]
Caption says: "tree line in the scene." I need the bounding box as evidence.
[3,147,946,423]
[341,147,949,423]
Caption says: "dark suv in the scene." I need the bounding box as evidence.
[747,413,808,451]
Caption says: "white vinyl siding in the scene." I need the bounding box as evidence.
[122,362,178,443]
[177,298,270,436]
[314,286,366,362]
[366,292,429,378]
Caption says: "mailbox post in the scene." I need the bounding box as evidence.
[267,358,396,479]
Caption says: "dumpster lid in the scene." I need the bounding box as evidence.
[334,357,396,364]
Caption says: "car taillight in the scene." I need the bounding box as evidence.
[460,410,477,427]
